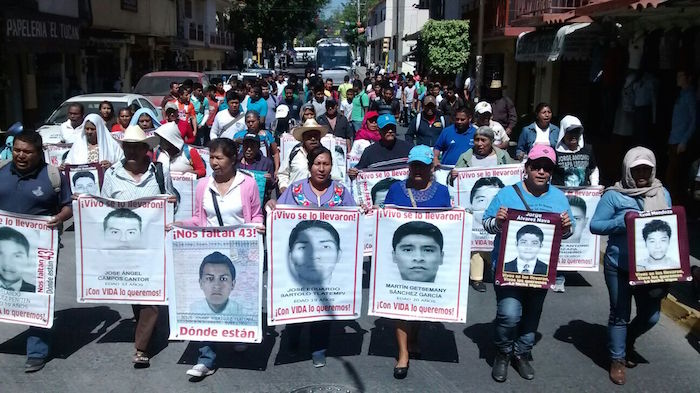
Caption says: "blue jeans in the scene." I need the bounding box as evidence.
[604,262,666,360]
[27,327,50,359]
[494,285,548,356]
[197,342,216,369]
[352,121,362,133]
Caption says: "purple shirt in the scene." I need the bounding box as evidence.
[277,179,356,207]
[239,152,274,178]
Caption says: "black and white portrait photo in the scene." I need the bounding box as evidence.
[502,222,555,276]
[391,221,444,283]
[635,217,681,272]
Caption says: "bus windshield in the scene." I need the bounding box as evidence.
[316,46,352,70]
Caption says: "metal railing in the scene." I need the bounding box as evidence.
[512,0,591,19]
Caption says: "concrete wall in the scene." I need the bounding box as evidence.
[90,0,177,37]
[37,0,79,18]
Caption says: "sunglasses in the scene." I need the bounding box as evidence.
[529,162,555,172]
[367,118,378,123]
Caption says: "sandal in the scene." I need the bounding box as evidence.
[133,351,150,366]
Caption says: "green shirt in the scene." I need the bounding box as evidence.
[351,91,370,122]
[338,82,353,100]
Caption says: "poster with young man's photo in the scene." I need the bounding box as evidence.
[64,163,104,196]
[556,187,603,272]
[73,196,173,304]
[453,164,524,251]
[625,207,691,285]
[495,209,563,289]
[167,226,263,343]
[368,207,472,323]
[171,171,197,222]
[43,143,72,166]
[0,210,58,328]
[266,206,363,326]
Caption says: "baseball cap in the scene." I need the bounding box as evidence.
[475,101,492,114]
[407,145,434,165]
[423,95,436,107]
[242,133,260,143]
[275,104,289,119]
[528,144,556,165]
[377,113,397,129]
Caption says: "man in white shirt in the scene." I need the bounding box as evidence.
[474,102,510,150]
[61,103,85,144]
[210,91,246,140]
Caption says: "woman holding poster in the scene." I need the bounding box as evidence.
[590,147,671,386]
[382,145,452,380]
[452,126,514,293]
[177,137,263,378]
[482,144,573,383]
[268,145,355,368]
[64,114,123,167]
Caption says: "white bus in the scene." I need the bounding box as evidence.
[316,38,354,86]
[293,47,316,64]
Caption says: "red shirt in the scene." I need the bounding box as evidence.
[111,123,126,133]
[206,99,219,127]
[160,119,195,145]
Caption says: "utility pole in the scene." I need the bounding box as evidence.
[475,0,484,101]
[357,0,361,61]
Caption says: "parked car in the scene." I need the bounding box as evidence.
[37,93,162,144]
[133,71,210,107]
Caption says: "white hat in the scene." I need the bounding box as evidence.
[120,125,159,149]
[489,80,504,89]
[292,119,328,141]
[154,122,184,151]
[275,104,290,119]
[475,101,492,114]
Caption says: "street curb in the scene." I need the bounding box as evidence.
[661,294,699,337]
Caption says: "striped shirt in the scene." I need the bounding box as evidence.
[101,160,175,200]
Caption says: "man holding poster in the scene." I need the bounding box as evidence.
[483,144,572,383]
[0,131,72,372]
[98,125,176,368]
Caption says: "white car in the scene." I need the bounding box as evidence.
[38,93,162,144]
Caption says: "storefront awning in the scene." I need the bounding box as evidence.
[515,23,600,62]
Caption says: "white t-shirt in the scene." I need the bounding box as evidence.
[534,124,550,145]
[210,110,246,140]
[403,86,416,104]
[489,120,510,146]
[340,99,353,121]
[203,172,246,226]
[61,120,83,144]
[472,152,498,167]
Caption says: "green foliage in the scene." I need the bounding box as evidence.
[419,19,471,77]
[226,0,330,50]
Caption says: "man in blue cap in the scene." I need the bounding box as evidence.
[348,114,413,180]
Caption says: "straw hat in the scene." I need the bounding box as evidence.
[120,125,159,149]
[292,119,328,141]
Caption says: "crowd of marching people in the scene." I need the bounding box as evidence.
[0,66,698,387]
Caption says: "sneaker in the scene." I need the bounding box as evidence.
[470,280,487,292]
[552,282,565,293]
[312,350,326,368]
[186,363,215,377]
[24,357,46,373]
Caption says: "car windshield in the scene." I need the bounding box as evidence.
[46,101,128,125]
[317,46,352,69]
[134,76,178,96]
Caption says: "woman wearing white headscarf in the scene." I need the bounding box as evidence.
[64,113,124,167]
[129,108,161,131]
[590,147,671,386]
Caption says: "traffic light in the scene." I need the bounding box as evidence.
[382,37,390,53]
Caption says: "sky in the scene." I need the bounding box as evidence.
[322,0,346,17]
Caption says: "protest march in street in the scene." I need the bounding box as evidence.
[1,1,700,391]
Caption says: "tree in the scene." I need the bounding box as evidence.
[418,19,470,79]
[226,0,330,50]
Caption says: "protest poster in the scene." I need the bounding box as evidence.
[368,207,472,323]
[110,130,155,141]
[557,187,603,272]
[64,163,104,196]
[353,167,409,210]
[43,143,72,166]
[267,206,363,326]
[171,171,197,222]
[495,209,562,289]
[167,225,264,343]
[625,207,692,286]
[73,196,173,304]
[0,210,58,328]
[278,133,299,172]
[454,164,524,251]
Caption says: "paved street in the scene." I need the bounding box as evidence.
[0,230,698,393]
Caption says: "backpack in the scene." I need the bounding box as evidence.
[415,113,446,129]
[288,143,303,169]
[0,136,13,160]
[0,159,62,193]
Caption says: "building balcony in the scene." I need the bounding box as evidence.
[510,0,593,26]
[463,0,535,38]
[210,31,234,48]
